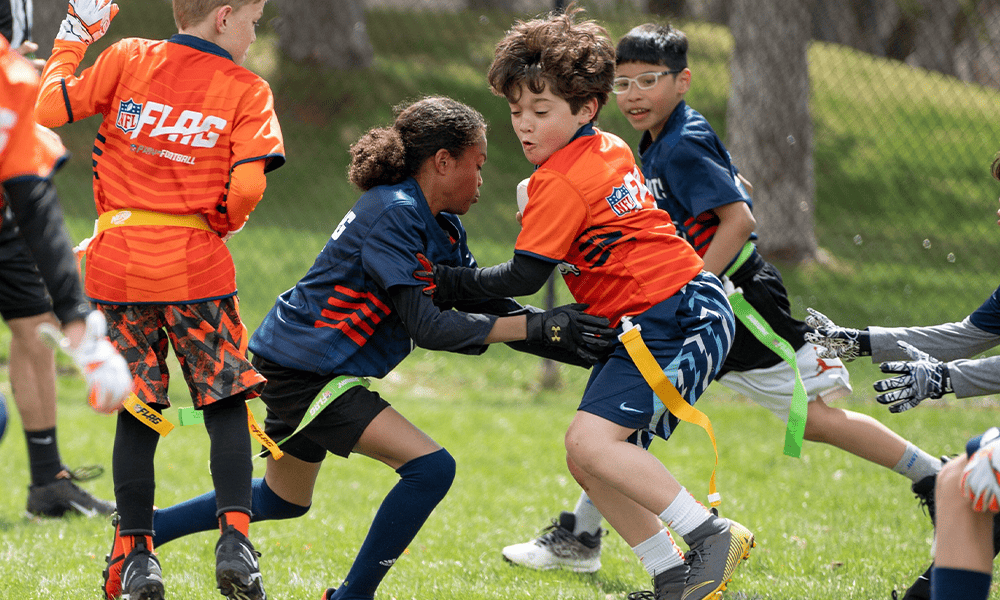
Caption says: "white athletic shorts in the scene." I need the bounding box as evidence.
[717,343,852,423]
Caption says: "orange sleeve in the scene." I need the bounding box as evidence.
[231,79,285,172]
[514,170,588,261]
[1,47,67,184]
[226,160,266,231]
[36,39,128,127]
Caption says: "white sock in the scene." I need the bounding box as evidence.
[572,492,604,536]
[892,443,942,482]
[658,487,711,537]
[631,528,685,577]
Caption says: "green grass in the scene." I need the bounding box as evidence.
[2,357,1000,598]
[3,2,1000,598]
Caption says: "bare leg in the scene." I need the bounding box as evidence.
[803,398,907,469]
[7,313,59,429]
[566,452,662,546]
[565,411,682,546]
[263,454,322,507]
[934,455,994,573]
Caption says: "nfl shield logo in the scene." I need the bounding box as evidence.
[115,99,142,134]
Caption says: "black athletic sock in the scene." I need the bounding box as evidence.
[113,409,160,535]
[203,397,252,517]
[25,426,62,486]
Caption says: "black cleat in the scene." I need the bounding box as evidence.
[26,467,115,517]
[120,537,164,600]
[216,525,266,600]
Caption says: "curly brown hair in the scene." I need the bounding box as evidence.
[487,4,615,118]
[993,151,1000,182]
[348,96,487,191]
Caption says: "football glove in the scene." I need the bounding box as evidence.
[873,340,952,413]
[414,254,479,305]
[414,253,437,296]
[57,0,119,45]
[804,308,870,361]
[71,311,133,414]
[961,427,1000,513]
[525,303,616,364]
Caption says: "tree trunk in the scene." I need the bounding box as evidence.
[276,0,373,71]
[726,0,817,263]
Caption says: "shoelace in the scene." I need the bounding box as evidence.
[60,464,105,482]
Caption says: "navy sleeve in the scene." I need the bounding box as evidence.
[389,284,494,355]
[969,285,1000,335]
[668,135,749,218]
[361,205,429,292]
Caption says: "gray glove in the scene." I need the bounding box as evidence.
[874,341,952,413]
[804,308,870,361]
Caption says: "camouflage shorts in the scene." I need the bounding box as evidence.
[97,297,265,409]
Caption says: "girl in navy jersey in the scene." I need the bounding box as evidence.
[137,95,613,600]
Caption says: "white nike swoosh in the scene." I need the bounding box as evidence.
[619,402,643,413]
[29,436,54,445]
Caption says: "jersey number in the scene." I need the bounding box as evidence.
[332,210,356,240]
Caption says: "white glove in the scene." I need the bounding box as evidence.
[56,0,119,45]
[71,311,132,413]
[961,427,1000,513]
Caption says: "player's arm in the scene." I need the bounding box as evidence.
[36,0,122,127]
[392,285,614,363]
[219,160,266,239]
[416,252,555,304]
[700,200,755,276]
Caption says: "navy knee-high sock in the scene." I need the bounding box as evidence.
[329,448,456,600]
[931,566,991,600]
[152,477,309,546]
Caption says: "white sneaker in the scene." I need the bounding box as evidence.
[501,511,603,573]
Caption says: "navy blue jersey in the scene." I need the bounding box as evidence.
[638,101,752,256]
[970,284,1000,335]
[250,178,485,376]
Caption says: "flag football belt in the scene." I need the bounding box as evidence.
[177,375,371,461]
[722,241,807,458]
[618,316,722,507]
[96,208,214,233]
[177,402,285,459]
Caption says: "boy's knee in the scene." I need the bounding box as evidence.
[937,455,968,501]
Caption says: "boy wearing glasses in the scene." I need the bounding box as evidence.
[503,21,944,597]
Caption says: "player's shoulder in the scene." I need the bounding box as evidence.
[0,44,40,90]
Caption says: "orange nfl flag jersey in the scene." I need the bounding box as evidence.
[36,35,285,304]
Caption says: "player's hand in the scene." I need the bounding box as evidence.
[525,303,616,364]
[415,254,474,305]
[873,340,952,413]
[414,253,437,296]
[57,0,119,45]
[804,308,869,361]
[70,311,132,414]
[961,427,1000,512]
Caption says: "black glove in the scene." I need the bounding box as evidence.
[874,341,953,413]
[414,252,478,305]
[525,303,617,364]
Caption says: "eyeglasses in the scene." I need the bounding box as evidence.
[612,69,683,95]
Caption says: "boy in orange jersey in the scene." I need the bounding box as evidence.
[419,7,753,600]
[35,1,283,599]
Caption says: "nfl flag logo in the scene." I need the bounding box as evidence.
[115,99,142,134]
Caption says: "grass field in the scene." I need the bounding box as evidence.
[2,2,1000,598]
